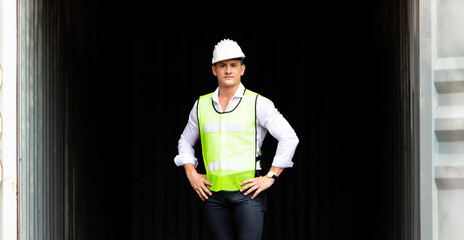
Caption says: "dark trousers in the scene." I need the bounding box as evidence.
[204,190,267,240]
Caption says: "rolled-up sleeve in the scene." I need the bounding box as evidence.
[257,96,299,168]
[174,101,200,167]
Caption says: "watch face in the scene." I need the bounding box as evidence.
[267,172,274,177]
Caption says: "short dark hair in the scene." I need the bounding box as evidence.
[213,57,244,66]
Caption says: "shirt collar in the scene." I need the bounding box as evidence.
[212,83,245,103]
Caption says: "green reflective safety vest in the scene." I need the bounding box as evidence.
[198,89,258,192]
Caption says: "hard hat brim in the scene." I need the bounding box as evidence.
[211,56,245,64]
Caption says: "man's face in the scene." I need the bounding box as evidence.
[212,59,245,88]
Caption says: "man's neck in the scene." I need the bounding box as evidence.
[218,83,240,100]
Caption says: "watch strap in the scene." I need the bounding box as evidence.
[267,171,278,180]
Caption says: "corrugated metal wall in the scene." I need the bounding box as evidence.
[366,0,421,239]
[17,0,86,239]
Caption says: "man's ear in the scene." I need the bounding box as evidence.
[212,65,217,76]
[241,64,246,76]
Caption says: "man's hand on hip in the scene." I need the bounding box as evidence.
[184,164,212,201]
[239,176,274,199]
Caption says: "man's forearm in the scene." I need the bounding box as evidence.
[183,163,198,177]
[269,166,284,177]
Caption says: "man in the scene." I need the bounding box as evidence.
[174,39,299,240]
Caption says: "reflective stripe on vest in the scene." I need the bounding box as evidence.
[198,89,258,192]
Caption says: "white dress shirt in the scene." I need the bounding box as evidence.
[174,83,299,170]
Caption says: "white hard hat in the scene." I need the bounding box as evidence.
[211,39,245,64]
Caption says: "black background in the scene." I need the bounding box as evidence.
[72,0,401,239]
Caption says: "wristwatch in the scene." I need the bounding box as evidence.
[267,171,278,180]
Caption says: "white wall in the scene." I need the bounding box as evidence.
[421,0,464,239]
[0,0,18,239]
